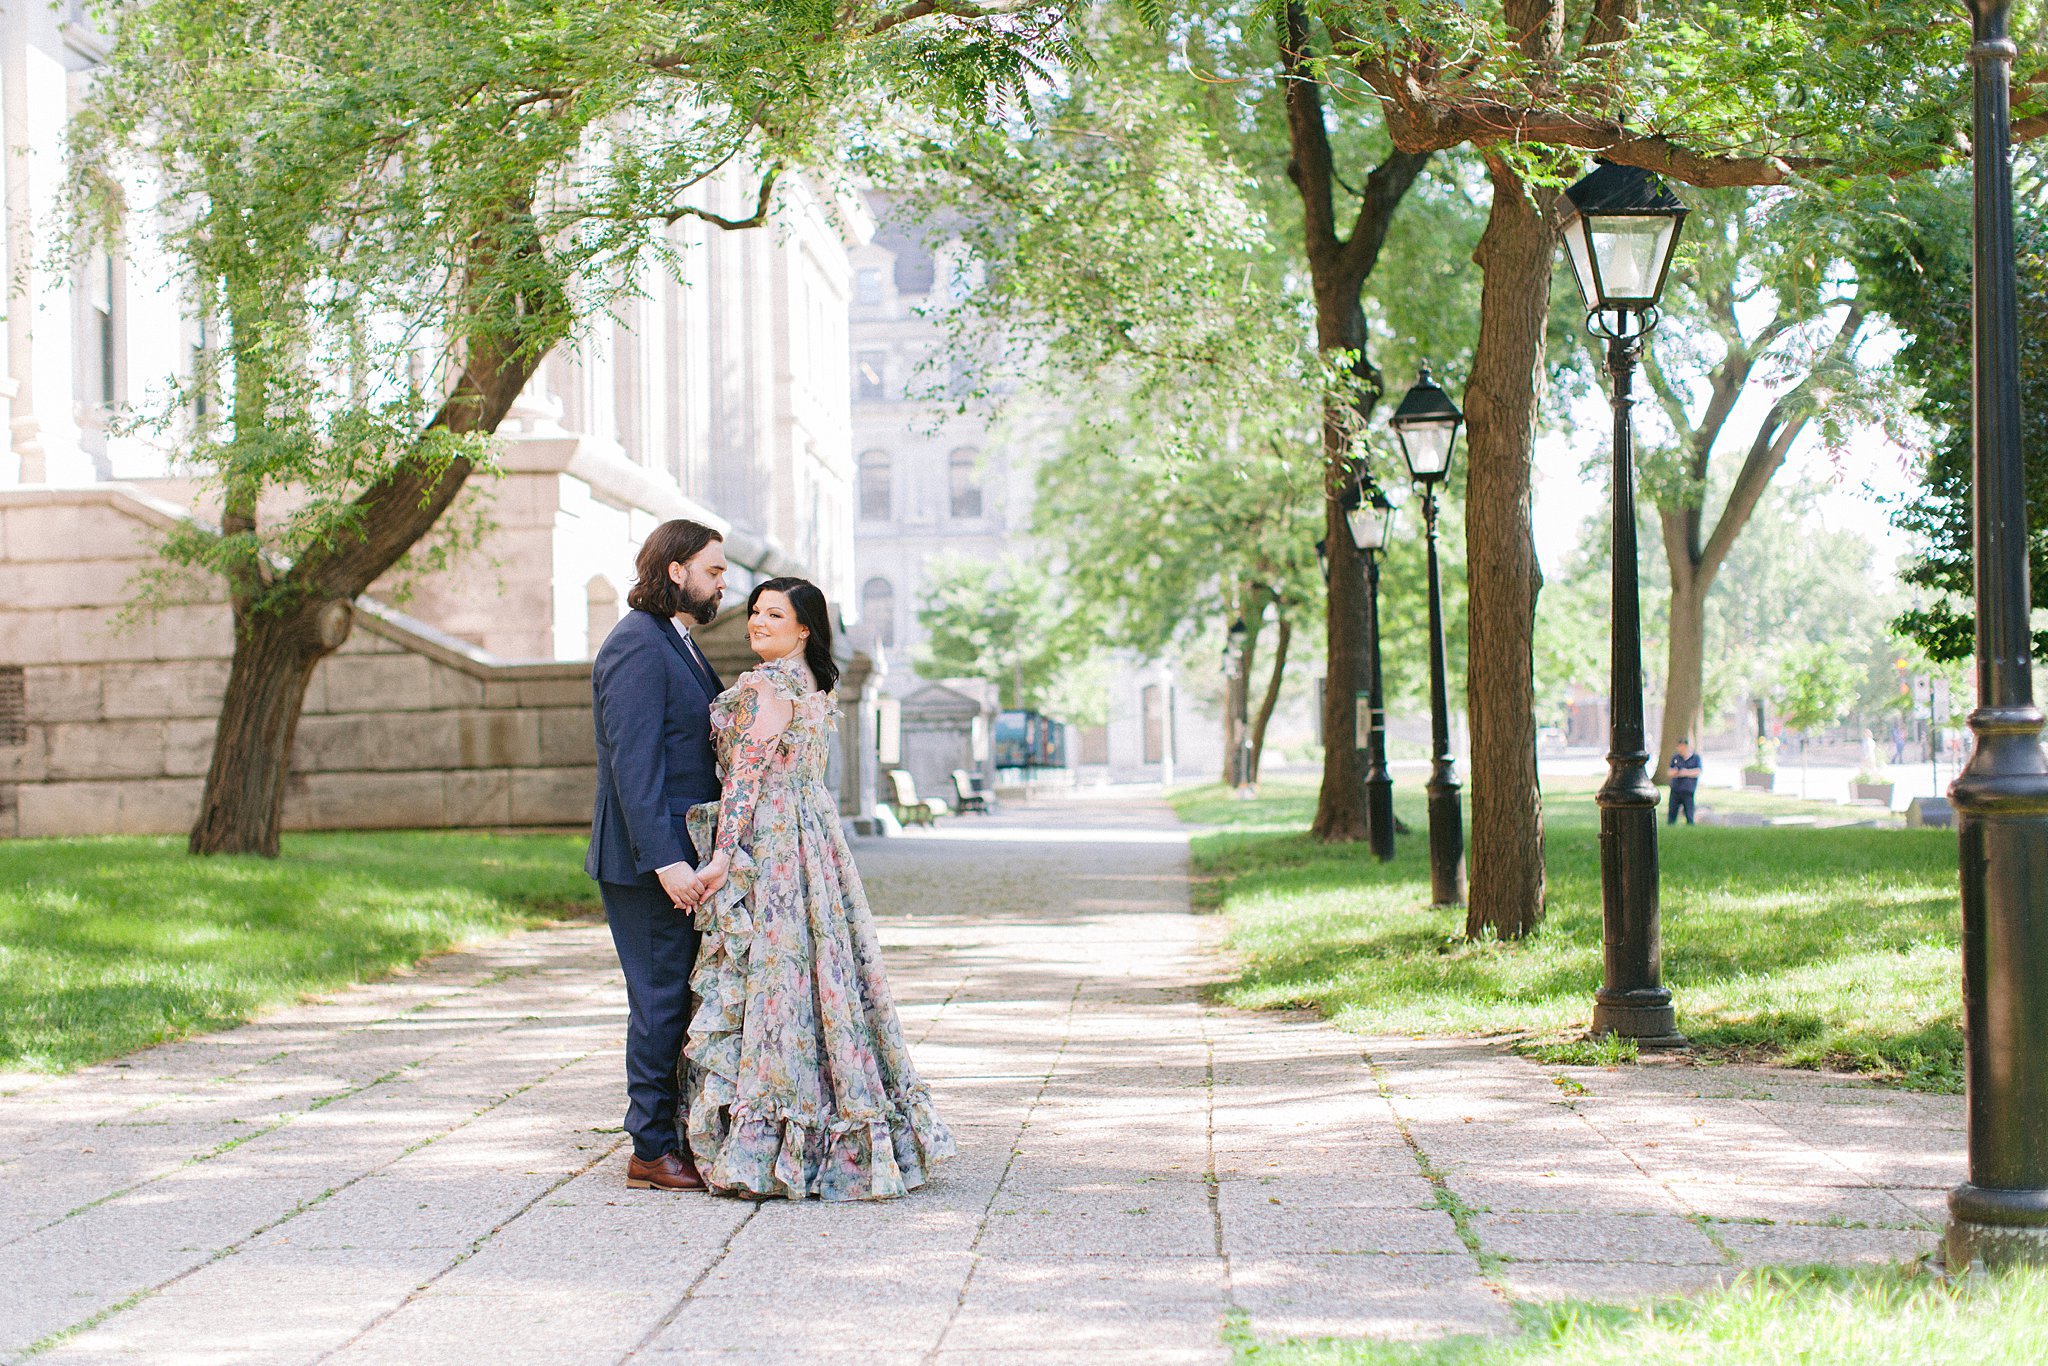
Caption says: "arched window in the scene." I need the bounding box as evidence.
[862,577,896,649]
[948,447,983,520]
[859,450,892,522]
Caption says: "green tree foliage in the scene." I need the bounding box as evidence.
[888,19,1487,797]
[886,25,1339,779]
[1033,426,1321,663]
[1271,1,2043,937]
[1857,171,2048,664]
[1290,1,2021,182]
[1777,643,1861,738]
[895,29,1320,461]
[69,0,1078,853]
[1030,409,1325,779]
[80,0,1073,606]
[914,554,1096,712]
[1537,479,1910,734]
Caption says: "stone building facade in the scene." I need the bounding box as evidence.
[0,487,877,837]
[403,172,867,665]
[0,488,595,837]
[1,10,879,836]
[846,205,1219,785]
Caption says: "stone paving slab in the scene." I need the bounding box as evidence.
[0,796,1963,1363]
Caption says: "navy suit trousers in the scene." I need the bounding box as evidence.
[600,879,700,1161]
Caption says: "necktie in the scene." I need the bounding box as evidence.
[679,629,720,695]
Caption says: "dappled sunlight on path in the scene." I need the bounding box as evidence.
[0,797,1960,1363]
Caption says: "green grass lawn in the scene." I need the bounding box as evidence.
[1171,777,1962,1089]
[0,831,596,1074]
[1233,1265,2048,1365]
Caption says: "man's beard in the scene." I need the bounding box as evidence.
[677,584,721,626]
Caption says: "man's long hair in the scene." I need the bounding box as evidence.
[627,520,722,619]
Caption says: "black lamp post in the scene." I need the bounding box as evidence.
[1559,160,1688,1048]
[1391,364,1467,907]
[1948,0,2048,1271]
[1344,481,1398,861]
[1225,616,1252,793]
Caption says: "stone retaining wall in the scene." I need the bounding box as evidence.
[0,486,597,838]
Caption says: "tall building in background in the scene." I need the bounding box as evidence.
[844,213,1028,681]
[402,173,866,664]
[4,2,862,659]
[0,9,879,835]
[847,201,1220,791]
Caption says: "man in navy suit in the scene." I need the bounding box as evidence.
[587,519,729,1191]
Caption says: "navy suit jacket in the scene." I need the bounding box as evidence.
[585,609,724,885]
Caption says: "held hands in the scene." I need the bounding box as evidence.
[657,861,708,911]
[697,852,731,895]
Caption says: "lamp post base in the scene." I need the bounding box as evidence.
[1591,987,1684,1048]
[1365,773,1395,863]
[1946,709,2048,1270]
[1425,771,1464,907]
[1948,1185,2048,1269]
[1594,782,1676,1044]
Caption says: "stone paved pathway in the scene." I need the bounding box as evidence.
[0,797,1960,1364]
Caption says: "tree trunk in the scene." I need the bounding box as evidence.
[1314,473,1371,839]
[188,598,354,856]
[1646,303,1863,783]
[187,446,492,856]
[1220,698,1240,787]
[1278,4,1427,842]
[1461,154,1552,940]
[190,210,555,854]
[1655,554,1711,783]
[1222,601,1260,785]
[1249,612,1291,783]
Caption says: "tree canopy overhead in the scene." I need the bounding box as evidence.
[77,0,1078,606]
[72,0,1081,854]
[1281,0,2039,185]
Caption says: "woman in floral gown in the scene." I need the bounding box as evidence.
[684,576,954,1200]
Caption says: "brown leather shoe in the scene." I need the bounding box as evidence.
[627,1150,705,1191]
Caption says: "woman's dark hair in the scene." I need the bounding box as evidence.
[626,519,723,617]
[748,576,839,693]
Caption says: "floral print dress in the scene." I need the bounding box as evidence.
[683,653,955,1200]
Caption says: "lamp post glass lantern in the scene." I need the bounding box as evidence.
[1346,481,1398,862]
[1560,160,1687,1048]
[1391,365,1467,907]
[1347,487,1396,554]
[1946,0,2048,1271]
[1390,362,1462,483]
[1560,161,1689,332]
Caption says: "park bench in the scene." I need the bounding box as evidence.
[885,770,946,827]
[950,769,993,815]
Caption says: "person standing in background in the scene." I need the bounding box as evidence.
[1667,738,1702,826]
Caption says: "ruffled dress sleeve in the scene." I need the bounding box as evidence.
[685,661,804,931]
